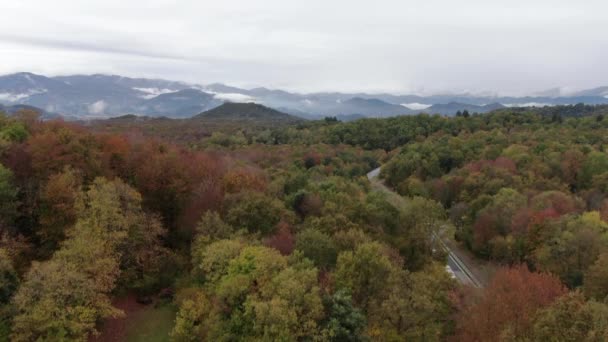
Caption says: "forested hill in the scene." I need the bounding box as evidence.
[87,102,306,145]
[493,103,608,118]
[193,102,304,124]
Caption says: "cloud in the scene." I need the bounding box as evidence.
[213,93,256,103]
[0,88,47,102]
[133,87,178,99]
[88,100,107,114]
[0,92,31,102]
[502,103,554,108]
[0,0,607,95]
[0,34,189,62]
[402,103,432,110]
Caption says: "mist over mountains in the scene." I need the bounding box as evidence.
[1,72,607,120]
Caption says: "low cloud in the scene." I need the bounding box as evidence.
[402,103,432,110]
[0,88,46,102]
[88,100,107,114]
[0,92,30,102]
[502,102,554,108]
[213,93,256,103]
[133,87,178,99]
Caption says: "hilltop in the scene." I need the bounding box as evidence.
[193,102,304,124]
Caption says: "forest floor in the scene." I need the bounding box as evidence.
[90,295,176,342]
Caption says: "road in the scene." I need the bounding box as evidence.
[366,167,483,288]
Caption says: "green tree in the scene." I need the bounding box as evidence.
[0,121,28,143]
[334,242,400,310]
[295,228,338,269]
[0,249,18,340]
[118,213,170,294]
[472,188,527,259]
[37,167,81,256]
[192,238,244,285]
[195,211,234,241]
[363,191,400,234]
[397,196,447,270]
[244,263,324,340]
[11,178,151,341]
[321,289,367,341]
[225,191,288,235]
[170,289,212,342]
[216,246,287,308]
[0,164,17,228]
[369,263,456,341]
[584,252,608,300]
[11,260,122,341]
[0,249,18,305]
[530,292,608,342]
[211,246,288,339]
[535,212,608,287]
[580,151,608,188]
[333,228,371,252]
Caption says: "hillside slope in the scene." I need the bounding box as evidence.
[193,102,304,124]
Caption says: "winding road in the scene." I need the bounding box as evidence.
[367,167,483,288]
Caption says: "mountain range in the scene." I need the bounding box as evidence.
[1,72,608,120]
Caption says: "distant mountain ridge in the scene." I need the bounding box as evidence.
[1,72,608,120]
[571,86,608,97]
[137,89,221,117]
[0,103,59,120]
[425,102,506,114]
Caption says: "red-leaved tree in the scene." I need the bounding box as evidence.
[452,265,567,341]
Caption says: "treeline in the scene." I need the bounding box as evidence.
[322,105,608,151]
[91,104,608,153]
[496,103,608,119]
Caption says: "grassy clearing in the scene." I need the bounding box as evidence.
[125,304,176,342]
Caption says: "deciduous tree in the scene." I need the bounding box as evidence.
[453,265,566,341]
[529,292,608,342]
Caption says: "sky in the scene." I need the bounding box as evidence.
[0,0,606,95]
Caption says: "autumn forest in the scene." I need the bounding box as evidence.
[2,105,608,341]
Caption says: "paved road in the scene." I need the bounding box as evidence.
[367,167,381,179]
[366,167,482,288]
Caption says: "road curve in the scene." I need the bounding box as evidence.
[366,167,483,288]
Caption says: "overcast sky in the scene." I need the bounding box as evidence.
[0,0,606,95]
